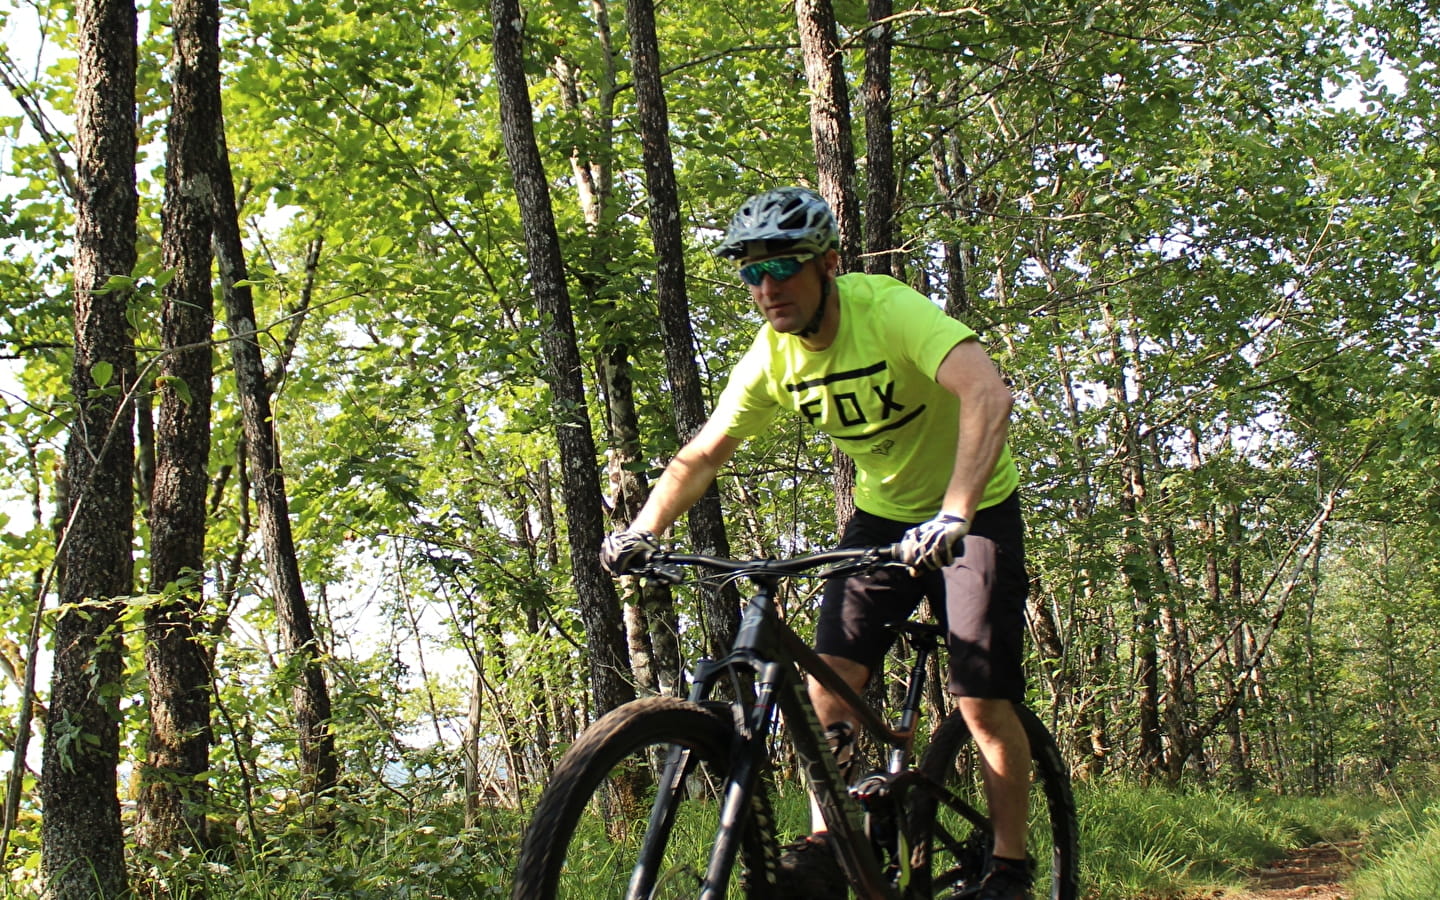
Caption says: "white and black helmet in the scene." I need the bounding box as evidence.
[716,187,839,261]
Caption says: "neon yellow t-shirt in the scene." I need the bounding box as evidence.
[711,273,1019,522]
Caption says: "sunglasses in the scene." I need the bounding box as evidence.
[739,253,816,287]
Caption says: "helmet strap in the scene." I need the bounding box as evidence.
[797,273,830,339]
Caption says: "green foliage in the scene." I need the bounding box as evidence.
[122,800,520,899]
[1076,781,1383,899]
[4,0,1440,884]
[1353,798,1440,900]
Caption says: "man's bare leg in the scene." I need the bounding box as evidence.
[959,696,1031,860]
[806,653,871,832]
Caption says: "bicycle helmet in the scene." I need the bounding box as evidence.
[716,187,839,261]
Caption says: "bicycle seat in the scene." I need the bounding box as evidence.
[885,620,946,649]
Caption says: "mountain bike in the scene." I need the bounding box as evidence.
[511,545,1079,899]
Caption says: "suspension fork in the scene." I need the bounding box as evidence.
[626,639,776,900]
[693,657,780,899]
[626,739,700,900]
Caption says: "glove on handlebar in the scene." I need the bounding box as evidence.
[897,513,969,573]
[600,528,660,576]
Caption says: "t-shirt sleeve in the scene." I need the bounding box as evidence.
[709,335,781,439]
[883,284,978,378]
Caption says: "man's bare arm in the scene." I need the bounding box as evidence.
[933,338,1014,520]
[629,418,743,536]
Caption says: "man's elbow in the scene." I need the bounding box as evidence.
[995,382,1015,419]
[969,375,1013,422]
[674,439,731,476]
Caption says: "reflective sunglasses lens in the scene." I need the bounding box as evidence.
[740,257,804,286]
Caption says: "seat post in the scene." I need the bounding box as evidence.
[888,622,946,771]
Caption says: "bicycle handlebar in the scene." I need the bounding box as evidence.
[631,544,903,585]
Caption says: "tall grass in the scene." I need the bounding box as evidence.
[6,780,1437,898]
[1350,799,1440,900]
[1074,781,1384,899]
[112,802,520,900]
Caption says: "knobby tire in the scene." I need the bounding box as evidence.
[512,696,778,900]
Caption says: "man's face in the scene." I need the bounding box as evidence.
[742,253,831,334]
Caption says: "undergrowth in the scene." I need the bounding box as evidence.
[1074,780,1385,899]
[6,779,1438,898]
[1349,797,1440,900]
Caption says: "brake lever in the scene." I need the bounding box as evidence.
[641,563,684,585]
[817,546,902,580]
[816,562,868,579]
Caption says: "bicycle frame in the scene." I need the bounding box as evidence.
[629,552,946,900]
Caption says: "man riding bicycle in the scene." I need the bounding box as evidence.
[602,186,1035,900]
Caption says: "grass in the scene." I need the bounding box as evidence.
[1073,781,1386,899]
[1350,798,1440,900]
[504,769,1394,900]
[6,779,1438,898]
[0,802,525,899]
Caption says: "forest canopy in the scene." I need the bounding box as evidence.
[1,0,1438,894]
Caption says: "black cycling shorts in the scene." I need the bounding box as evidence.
[813,491,1028,701]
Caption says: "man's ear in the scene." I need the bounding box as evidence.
[823,248,841,275]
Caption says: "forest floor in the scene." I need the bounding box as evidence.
[1211,839,1364,900]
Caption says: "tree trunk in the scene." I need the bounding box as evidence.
[136,0,220,855]
[213,120,338,807]
[1083,643,1109,778]
[490,0,635,717]
[136,382,155,511]
[929,116,979,317]
[797,0,863,534]
[463,668,483,826]
[1102,302,1164,780]
[505,476,557,779]
[40,0,137,893]
[862,0,899,278]
[0,444,50,860]
[557,19,683,695]
[796,0,861,272]
[625,0,739,661]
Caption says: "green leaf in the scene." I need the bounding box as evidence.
[92,274,134,295]
[156,374,194,405]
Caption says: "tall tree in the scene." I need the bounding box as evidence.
[552,9,683,695]
[490,0,635,718]
[862,0,899,278]
[136,0,220,853]
[213,119,339,807]
[795,0,861,272]
[796,0,863,531]
[625,0,740,663]
[39,0,137,892]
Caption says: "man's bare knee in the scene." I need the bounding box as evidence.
[958,697,1026,741]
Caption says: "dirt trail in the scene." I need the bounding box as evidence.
[1215,839,1363,900]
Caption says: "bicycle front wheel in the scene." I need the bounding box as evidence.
[907,704,1080,900]
[512,697,778,900]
